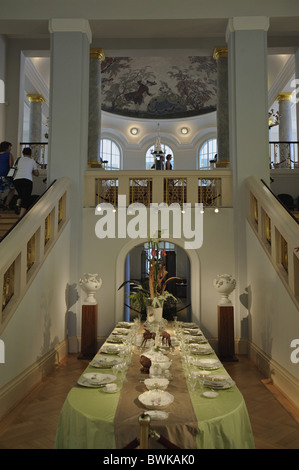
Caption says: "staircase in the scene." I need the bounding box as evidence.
[0,211,19,239]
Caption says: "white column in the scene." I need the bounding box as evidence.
[88,48,105,165]
[226,16,270,338]
[48,19,91,344]
[27,93,45,162]
[213,47,229,167]
[277,92,293,167]
[27,93,44,142]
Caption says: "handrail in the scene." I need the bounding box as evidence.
[0,177,71,335]
[247,176,299,309]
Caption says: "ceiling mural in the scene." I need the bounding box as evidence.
[101,56,217,119]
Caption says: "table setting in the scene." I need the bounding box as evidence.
[54,318,255,449]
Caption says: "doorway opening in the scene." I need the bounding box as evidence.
[124,241,191,322]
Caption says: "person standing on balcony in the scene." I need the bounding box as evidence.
[165,154,172,170]
[0,141,16,210]
[13,147,39,217]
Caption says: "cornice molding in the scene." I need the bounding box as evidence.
[49,19,92,44]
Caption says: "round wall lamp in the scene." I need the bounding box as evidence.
[181,127,189,135]
[130,127,139,135]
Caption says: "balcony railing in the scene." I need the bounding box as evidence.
[269,141,299,169]
[84,169,233,208]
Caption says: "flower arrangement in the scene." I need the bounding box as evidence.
[118,239,180,313]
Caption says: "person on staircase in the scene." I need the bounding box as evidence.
[13,147,39,217]
[0,141,16,210]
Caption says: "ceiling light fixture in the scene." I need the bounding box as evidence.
[181,127,189,135]
[130,127,138,135]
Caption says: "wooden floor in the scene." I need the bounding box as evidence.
[0,354,298,450]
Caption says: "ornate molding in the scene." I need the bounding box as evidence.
[213,47,228,60]
[90,48,105,61]
[48,19,92,44]
[26,93,45,103]
[276,92,293,102]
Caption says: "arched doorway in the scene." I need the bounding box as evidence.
[115,238,201,325]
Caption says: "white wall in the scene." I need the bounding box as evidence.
[246,222,299,380]
[0,222,72,388]
[81,206,235,341]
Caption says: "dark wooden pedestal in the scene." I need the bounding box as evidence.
[217,305,238,362]
[78,304,98,360]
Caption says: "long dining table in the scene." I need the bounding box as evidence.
[55,320,255,450]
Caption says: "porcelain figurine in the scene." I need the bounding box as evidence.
[213,274,236,306]
[79,273,102,304]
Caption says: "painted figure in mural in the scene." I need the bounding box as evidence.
[125,80,156,105]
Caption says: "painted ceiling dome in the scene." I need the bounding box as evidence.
[101,56,217,119]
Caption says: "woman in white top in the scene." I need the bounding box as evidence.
[13,147,39,217]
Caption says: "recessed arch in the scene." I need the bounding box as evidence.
[115,237,201,325]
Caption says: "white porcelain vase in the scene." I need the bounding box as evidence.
[146,306,163,324]
[79,273,102,304]
[213,274,236,306]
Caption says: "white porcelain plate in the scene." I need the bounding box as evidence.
[112,328,129,335]
[191,358,221,369]
[138,390,174,410]
[117,322,134,328]
[101,344,123,355]
[202,391,219,398]
[101,386,120,393]
[204,375,236,389]
[190,344,213,355]
[89,356,122,368]
[78,373,116,388]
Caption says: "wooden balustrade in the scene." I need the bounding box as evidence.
[84,170,232,208]
[247,176,299,308]
[0,178,70,334]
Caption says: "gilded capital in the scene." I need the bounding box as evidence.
[27,93,45,103]
[276,92,293,102]
[213,47,228,60]
[90,48,105,61]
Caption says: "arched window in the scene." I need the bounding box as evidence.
[100,138,121,170]
[145,143,174,169]
[198,138,217,169]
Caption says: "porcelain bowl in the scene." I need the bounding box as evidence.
[144,377,169,391]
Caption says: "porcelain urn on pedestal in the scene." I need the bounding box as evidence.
[79,273,102,304]
[213,274,236,306]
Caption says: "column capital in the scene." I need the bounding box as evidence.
[276,92,293,102]
[213,47,228,60]
[226,16,269,42]
[27,93,45,103]
[49,19,92,44]
[90,48,105,61]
